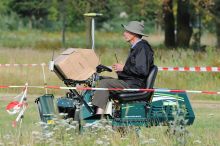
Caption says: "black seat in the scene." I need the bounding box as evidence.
[112,65,158,102]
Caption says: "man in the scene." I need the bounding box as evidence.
[92,21,154,114]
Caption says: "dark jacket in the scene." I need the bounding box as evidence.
[117,39,154,88]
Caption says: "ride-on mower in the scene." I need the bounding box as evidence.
[36,48,195,129]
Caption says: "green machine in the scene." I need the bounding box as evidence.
[35,94,56,124]
[36,64,195,128]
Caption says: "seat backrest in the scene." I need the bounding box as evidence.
[145,65,158,89]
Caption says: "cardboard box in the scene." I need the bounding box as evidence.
[54,48,99,80]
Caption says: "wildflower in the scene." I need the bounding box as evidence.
[69,125,76,129]
[193,140,202,144]
[141,138,157,144]
[45,131,54,138]
[120,137,128,140]
[208,113,214,117]
[32,131,40,136]
[96,139,104,145]
[3,134,11,140]
[70,137,74,140]
[7,142,14,145]
[65,127,72,131]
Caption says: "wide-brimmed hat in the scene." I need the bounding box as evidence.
[122,21,148,37]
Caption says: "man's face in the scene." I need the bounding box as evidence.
[123,31,135,42]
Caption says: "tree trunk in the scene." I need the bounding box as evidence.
[61,12,66,48]
[177,0,192,48]
[214,0,220,49]
[216,21,220,49]
[85,3,92,49]
[61,0,66,49]
[28,17,33,29]
[163,0,175,48]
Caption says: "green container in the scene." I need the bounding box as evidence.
[148,92,195,125]
[121,102,146,119]
[35,94,56,124]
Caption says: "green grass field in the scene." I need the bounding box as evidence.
[0,31,220,145]
[0,46,220,100]
[0,98,220,146]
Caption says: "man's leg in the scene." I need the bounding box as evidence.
[92,79,129,114]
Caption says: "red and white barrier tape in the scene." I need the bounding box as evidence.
[158,66,220,72]
[0,63,46,67]
[0,63,220,72]
[1,85,220,95]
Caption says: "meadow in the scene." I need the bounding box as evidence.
[0,98,220,146]
[0,31,220,145]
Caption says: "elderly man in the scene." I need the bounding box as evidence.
[92,21,154,114]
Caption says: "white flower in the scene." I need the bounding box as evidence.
[193,140,202,144]
[96,139,104,145]
[141,138,157,144]
[32,131,40,136]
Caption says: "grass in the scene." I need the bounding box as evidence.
[0,30,128,50]
[0,29,217,50]
[0,31,220,145]
[0,46,220,100]
[0,98,220,146]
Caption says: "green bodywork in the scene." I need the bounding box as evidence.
[35,94,56,124]
[36,91,195,127]
[80,91,195,127]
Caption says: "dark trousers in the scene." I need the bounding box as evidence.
[92,78,129,109]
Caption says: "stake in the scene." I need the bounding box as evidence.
[91,18,95,50]
[84,13,103,50]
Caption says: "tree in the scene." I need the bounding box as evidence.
[8,0,50,28]
[176,0,193,48]
[209,0,220,48]
[0,0,11,14]
[122,0,162,26]
[58,0,67,48]
[196,0,220,49]
[163,0,175,48]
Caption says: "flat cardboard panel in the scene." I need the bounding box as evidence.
[54,48,99,80]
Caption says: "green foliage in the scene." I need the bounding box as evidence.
[0,13,21,31]
[8,0,50,19]
[47,0,59,22]
[0,0,11,14]
[0,0,164,32]
[0,0,218,38]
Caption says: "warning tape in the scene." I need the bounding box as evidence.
[0,63,46,67]
[158,66,220,72]
[0,63,220,72]
[0,85,220,95]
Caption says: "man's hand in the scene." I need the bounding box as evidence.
[112,63,124,72]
